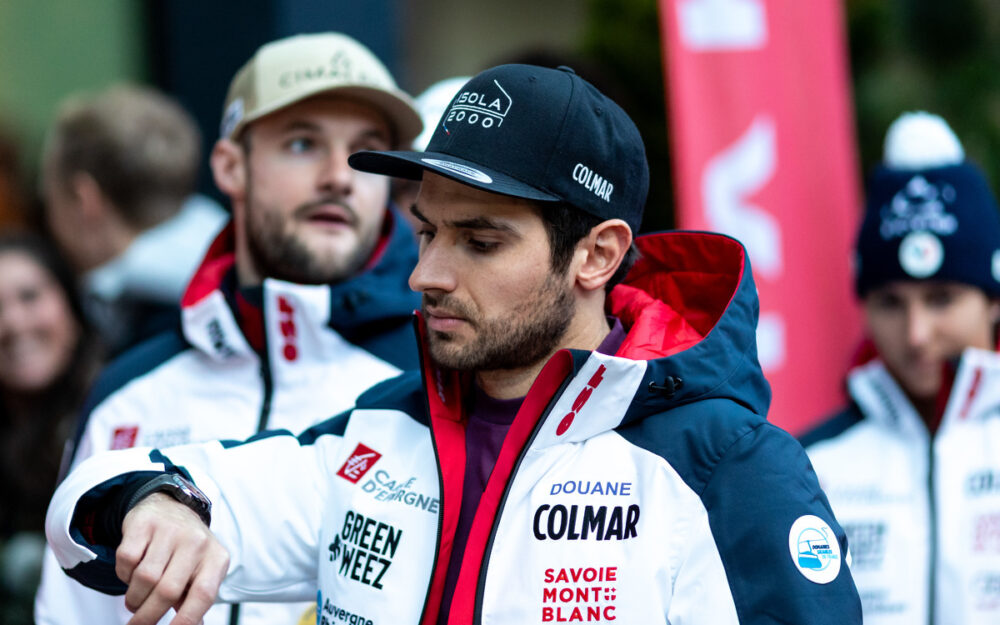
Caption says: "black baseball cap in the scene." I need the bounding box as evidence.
[348,64,649,233]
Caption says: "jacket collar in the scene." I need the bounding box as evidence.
[179,208,420,365]
[849,347,1000,436]
[416,230,770,439]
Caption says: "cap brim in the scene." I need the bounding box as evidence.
[349,150,562,202]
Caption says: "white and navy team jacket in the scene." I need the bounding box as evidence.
[803,347,1000,625]
[47,232,862,625]
[36,218,420,625]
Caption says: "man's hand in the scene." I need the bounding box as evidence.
[116,492,230,625]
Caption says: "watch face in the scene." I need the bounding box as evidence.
[164,474,212,524]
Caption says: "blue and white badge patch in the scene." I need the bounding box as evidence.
[788,515,842,584]
[898,230,944,278]
[421,158,493,184]
[992,249,1000,284]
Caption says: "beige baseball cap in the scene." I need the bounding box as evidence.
[219,32,422,145]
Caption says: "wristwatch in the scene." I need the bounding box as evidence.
[126,473,212,526]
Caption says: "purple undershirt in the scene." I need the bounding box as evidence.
[435,318,627,623]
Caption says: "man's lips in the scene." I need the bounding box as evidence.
[423,306,469,332]
[299,202,355,227]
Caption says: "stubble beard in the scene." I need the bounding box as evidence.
[424,272,576,372]
[245,191,379,285]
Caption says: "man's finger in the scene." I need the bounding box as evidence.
[170,545,229,625]
[122,534,176,613]
[116,519,153,586]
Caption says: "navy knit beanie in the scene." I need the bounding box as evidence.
[855,112,1000,298]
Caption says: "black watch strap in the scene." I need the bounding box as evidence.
[125,473,212,526]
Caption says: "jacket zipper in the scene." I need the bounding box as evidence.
[230,306,275,625]
[416,340,445,625]
[472,377,573,625]
[926,440,937,625]
[257,359,275,432]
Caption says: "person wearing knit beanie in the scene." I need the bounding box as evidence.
[800,112,1000,625]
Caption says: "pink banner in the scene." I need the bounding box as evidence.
[660,0,862,434]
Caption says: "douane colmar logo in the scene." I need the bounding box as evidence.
[337,444,382,483]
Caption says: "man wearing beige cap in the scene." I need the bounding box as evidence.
[35,32,423,625]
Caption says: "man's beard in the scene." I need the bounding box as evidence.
[424,273,575,372]
[245,195,378,285]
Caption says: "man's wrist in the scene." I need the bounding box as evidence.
[125,473,212,526]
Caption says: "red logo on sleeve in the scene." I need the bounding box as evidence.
[337,444,383,483]
[111,426,140,450]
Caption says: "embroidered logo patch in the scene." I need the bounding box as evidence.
[898,230,944,278]
[337,443,382,483]
[879,174,958,240]
[444,79,512,131]
[789,515,842,584]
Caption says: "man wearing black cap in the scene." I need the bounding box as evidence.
[46,64,860,625]
[801,112,1000,624]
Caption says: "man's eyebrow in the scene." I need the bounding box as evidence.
[448,216,518,234]
[410,204,430,224]
[409,205,519,235]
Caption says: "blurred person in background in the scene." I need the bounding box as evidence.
[801,112,1000,624]
[35,32,423,625]
[390,75,469,231]
[0,233,101,625]
[0,127,30,229]
[40,84,228,356]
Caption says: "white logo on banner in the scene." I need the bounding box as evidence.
[703,115,782,372]
[703,116,781,278]
[756,313,786,372]
[677,0,768,50]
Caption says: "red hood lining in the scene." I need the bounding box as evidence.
[610,232,745,360]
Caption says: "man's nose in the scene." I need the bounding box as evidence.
[409,239,457,294]
[905,305,933,348]
[318,147,354,195]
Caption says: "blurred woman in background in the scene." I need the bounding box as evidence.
[0,233,101,624]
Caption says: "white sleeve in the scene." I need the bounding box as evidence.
[36,399,137,624]
[45,425,344,603]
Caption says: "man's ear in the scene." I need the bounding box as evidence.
[210,138,247,201]
[70,172,111,222]
[574,219,632,292]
